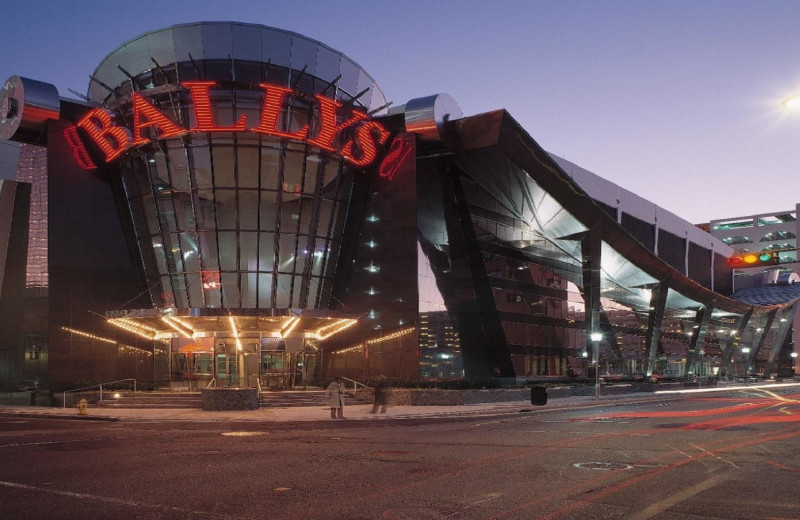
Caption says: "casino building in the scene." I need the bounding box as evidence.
[0,22,797,392]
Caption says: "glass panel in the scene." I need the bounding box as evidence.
[212,145,235,187]
[163,233,185,273]
[215,189,236,230]
[259,190,279,232]
[221,272,240,307]
[294,236,310,275]
[304,154,323,194]
[278,233,297,273]
[185,273,203,307]
[289,36,319,77]
[276,274,292,307]
[237,145,259,188]
[179,233,201,272]
[283,151,305,195]
[194,190,216,229]
[218,231,237,271]
[258,272,273,308]
[241,272,257,308]
[259,232,276,272]
[191,143,213,190]
[156,193,177,233]
[167,144,191,190]
[173,194,196,232]
[260,147,281,189]
[149,235,169,275]
[307,276,320,306]
[142,195,161,235]
[240,231,258,271]
[292,276,303,307]
[239,190,259,231]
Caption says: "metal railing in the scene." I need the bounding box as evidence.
[0,379,39,392]
[62,378,137,408]
[340,377,372,396]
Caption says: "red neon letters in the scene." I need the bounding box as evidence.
[69,82,392,170]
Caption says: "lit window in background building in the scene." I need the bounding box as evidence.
[16,144,48,289]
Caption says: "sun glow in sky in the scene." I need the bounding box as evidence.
[2,0,799,224]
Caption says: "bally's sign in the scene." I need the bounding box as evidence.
[64,81,410,179]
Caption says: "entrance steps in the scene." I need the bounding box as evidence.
[261,390,328,407]
[92,389,369,409]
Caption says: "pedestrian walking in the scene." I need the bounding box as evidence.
[326,377,346,419]
[370,375,390,414]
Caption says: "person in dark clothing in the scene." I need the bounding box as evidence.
[370,375,390,414]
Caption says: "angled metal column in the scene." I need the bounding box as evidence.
[582,225,603,343]
[719,309,752,378]
[644,282,668,377]
[685,304,713,377]
[744,309,777,377]
[763,303,798,378]
[581,225,603,396]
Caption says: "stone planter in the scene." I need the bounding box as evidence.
[201,388,259,411]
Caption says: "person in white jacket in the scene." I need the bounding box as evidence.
[325,377,346,419]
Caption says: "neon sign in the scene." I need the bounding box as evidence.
[66,81,398,171]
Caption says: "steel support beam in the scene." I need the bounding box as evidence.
[644,282,668,378]
[685,304,713,377]
[719,310,752,378]
[744,310,777,377]
[763,303,798,378]
[581,226,603,397]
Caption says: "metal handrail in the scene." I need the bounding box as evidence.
[62,378,137,408]
[340,377,372,394]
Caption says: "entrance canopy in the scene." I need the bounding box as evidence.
[105,307,358,343]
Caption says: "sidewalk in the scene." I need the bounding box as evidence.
[1,382,797,423]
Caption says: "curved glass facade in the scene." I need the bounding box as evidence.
[88,22,386,311]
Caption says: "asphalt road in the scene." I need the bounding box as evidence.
[1,387,799,520]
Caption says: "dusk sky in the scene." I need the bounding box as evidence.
[2,0,798,224]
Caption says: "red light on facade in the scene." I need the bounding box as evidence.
[253,84,310,140]
[379,137,412,181]
[201,270,221,289]
[63,125,97,169]
[182,82,247,132]
[70,81,392,170]
[76,108,130,162]
[341,121,390,167]
[130,93,188,145]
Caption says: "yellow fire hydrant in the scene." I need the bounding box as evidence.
[76,399,88,415]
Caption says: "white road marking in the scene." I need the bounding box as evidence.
[0,480,253,519]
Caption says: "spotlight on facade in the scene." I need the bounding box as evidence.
[742,347,751,354]
[791,352,798,358]
[590,332,602,342]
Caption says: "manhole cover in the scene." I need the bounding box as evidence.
[220,431,267,437]
[574,462,633,471]
[383,508,466,519]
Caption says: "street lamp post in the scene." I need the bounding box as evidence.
[590,332,603,399]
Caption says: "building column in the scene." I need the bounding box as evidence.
[581,226,603,380]
[644,282,668,378]
[685,304,713,377]
[719,310,752,378]
[744,310,777,377]
[763,304,797,378]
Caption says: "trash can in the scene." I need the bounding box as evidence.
[530,385,547,406]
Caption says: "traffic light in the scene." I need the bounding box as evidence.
[727,251,779,268]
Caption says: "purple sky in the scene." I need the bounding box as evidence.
[2,0,799,223]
